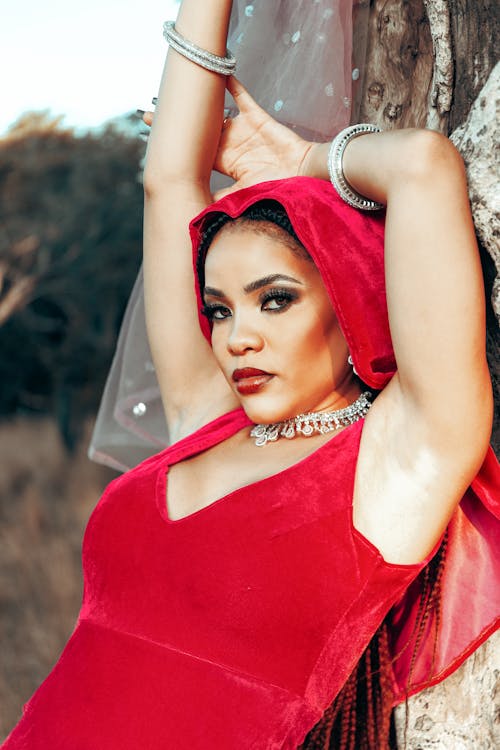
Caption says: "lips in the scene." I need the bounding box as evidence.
[232,368,274,395]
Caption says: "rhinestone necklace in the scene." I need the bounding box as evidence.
[250,392,372,447]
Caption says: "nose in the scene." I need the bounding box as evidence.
[226,312,264,356]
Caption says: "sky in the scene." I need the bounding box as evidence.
[1,0,180,136]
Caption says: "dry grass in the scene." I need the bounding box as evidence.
[0,416,116,740]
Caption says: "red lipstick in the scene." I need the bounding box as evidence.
[232,368,273,395]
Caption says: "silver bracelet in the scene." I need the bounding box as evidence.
[327,124,384,211]
[163,21,237,76]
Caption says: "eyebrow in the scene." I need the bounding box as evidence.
[204,274,303,299]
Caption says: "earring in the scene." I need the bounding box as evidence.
[348,354,359,376]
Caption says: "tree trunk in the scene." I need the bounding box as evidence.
[448,0,500,131]
[357,1,499,746]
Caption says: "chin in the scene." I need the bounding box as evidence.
[238,395,301,425]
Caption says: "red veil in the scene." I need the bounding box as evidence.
[189,176,500,702]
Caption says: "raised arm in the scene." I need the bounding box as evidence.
[305,133,493,561]
[306,132,492,451]
[142,0,239,441]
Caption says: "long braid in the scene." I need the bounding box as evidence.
[365,636,376,748]
[376,621,394,745]
[401,532,448,743]
[299,536,448,750]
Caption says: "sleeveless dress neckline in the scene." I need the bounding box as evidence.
[153,409,432,572]
[157,411,359,520]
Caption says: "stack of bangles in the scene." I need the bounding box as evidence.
[161,21,384,212]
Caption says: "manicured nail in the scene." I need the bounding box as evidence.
[136,109,145,118]
[152,97,158,106]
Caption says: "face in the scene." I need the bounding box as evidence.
[203,226,356,424]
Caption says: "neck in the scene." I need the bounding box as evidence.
[299,372,362,416]
[250,390,371,447]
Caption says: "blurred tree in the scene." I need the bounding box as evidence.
[0,112,144,448]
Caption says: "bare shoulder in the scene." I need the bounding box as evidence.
[353,376,492,565]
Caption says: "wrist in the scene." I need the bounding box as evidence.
[298,142,330,180]
[329,125,385,210]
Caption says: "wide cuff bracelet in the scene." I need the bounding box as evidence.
[328,124,384,211]
[163,21,237,76]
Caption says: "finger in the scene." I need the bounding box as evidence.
[143,111,154,126]
[213,182,241,201]
[222,107,231,128]
[227,77,262,114]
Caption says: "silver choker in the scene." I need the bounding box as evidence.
[250,392,372,447]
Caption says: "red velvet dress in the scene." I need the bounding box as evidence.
[2,410,449,750]
[5,177,499,749]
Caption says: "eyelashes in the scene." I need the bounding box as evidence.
[261,288,298,310]
[201,304,230,321]
[202,287,299,321]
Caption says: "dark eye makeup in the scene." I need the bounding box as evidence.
[201,303,231,321]
[202,287,299,322]
[259,288,298,311]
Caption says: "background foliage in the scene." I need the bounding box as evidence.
[0,113,144,448]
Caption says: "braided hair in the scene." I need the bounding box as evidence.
[299,535,448,750]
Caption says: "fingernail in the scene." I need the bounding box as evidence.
[152,97,158,106]
[136,109,145,118]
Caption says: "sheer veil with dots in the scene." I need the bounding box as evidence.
[89,0,364,471]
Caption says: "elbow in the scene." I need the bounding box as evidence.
[478,373,494,457]
[404,129,465,184]
[143,163,166,199]
[142,163,208,201]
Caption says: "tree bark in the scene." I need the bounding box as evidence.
[447,0,500,131]
[358,0,434,130]
[393,630,500,749]
[358,1,499,746]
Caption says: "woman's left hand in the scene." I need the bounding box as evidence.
[213,77,312,198]
[140,79,313,198]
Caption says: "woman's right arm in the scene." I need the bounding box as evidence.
[142,0,240,441]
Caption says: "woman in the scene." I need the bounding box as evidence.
[3,1,499,748]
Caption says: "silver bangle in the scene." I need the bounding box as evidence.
[327,124,384,211]
[163,21,237,77]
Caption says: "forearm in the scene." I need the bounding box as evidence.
[143,0,233,192]
[305,130,490,446]
[302,129,420,204]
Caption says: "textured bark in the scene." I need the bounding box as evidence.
[422,0,453,131]
[451,64,500,312]
[394,630,500,749]
[359,0,434,129]
[448,0,500,131]
[358,2,500,746]
[451,64,500,453]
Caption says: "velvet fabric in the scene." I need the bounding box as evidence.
[191,177,392,389]
[3,414,436,750]
[3,177,499,748]
[189,177,500,698]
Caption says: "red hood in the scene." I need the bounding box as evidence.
[189,177,392,390]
